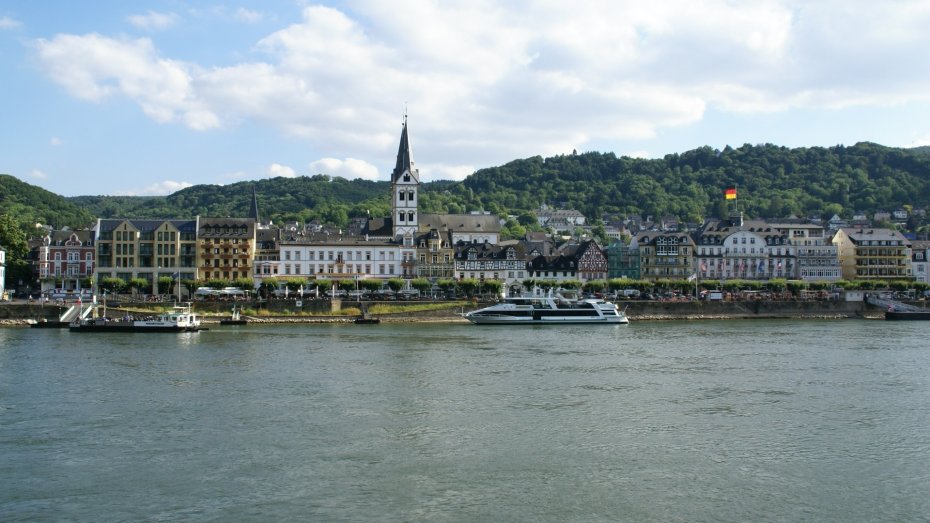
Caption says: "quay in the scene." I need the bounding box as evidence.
[0,298,888,326]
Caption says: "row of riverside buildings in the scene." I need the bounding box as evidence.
[21,118,930,299]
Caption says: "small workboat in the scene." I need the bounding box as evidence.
[70,303,205,332]
[220,306,248,325]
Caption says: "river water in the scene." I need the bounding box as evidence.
[1,320,929,522]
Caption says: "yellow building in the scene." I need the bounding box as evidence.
[832,227,912,280]
[94,219,198,294]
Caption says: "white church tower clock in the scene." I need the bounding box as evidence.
[391,115,419,245]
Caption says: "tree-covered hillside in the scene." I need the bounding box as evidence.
[5,141,930,233]
[0,174,95,228]
[458,142,930,223]
[68,175,393,225]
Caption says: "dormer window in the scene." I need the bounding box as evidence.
[403,173,411,182]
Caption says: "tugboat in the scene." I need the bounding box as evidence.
[70,303,205,332]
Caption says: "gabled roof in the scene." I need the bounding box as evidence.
[198,218,256,237]
[839,227,908,243]
[97,219,197,233]
[364,217,394,238]
[454,241,524,260]
[419,213,502,234]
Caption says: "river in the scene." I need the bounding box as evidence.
[2,320,929,522]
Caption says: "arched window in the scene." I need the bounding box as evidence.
[407,211,414,222]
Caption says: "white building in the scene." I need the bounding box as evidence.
[911,241,930,284]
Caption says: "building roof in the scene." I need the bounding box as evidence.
[420,213,502,234]
[391,116,419,184]
[198,218,256,237]
[839,227,909,243]
[97,219,197,233]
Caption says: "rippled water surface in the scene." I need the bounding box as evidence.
[2,320,929,521]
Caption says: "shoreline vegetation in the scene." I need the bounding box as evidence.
[0,297,891,326]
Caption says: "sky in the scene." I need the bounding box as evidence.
[2,1,930,197]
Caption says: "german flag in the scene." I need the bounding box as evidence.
[725,187,737,200]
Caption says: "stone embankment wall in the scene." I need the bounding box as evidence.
[620,300,877,320]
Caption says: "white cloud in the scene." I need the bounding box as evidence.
[266,163,296,178]
[32,1,930,180]
[28,169,48,180]
[309,158,379,181]
[0,15,21,29]
[50,137,63,146]
[234,8,263,23]
[908,136,930,148]
[127,11,178,31]
[421,163,474,182]
[34,34,221,129]
[118,180,193,196]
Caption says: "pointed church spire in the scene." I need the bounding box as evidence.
[249,184,260,223]
[391,114,419,183]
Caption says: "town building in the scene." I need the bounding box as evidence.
[694,217,792,280]
[560,239,608,282]
[769,222,840,281]
[415,228,455,280]
[606,238,640,280]
[33,230,95,292]
[253,227,282,286]
[635,231,695,281]
[527,252,579,283]
[454,241,527,294]
[909,240,930,284]
[196,217,257,281]
[93,219,198,294]
[832,227,912,280]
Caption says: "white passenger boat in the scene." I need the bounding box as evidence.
[464,291,629,325]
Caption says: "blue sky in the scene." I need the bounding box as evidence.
[2,1,930,197]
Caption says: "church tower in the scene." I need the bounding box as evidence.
[391,115,419,244]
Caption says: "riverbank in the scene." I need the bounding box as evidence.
[1,298,889,326]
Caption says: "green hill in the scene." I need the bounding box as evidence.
[460,142,930,223]
[4,141,930,232]
[0,174,95,228]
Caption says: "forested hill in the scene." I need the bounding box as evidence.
[68,175,391,225]
[4,142,930,231]
[0,174,95,228]
[457,142,930,223]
